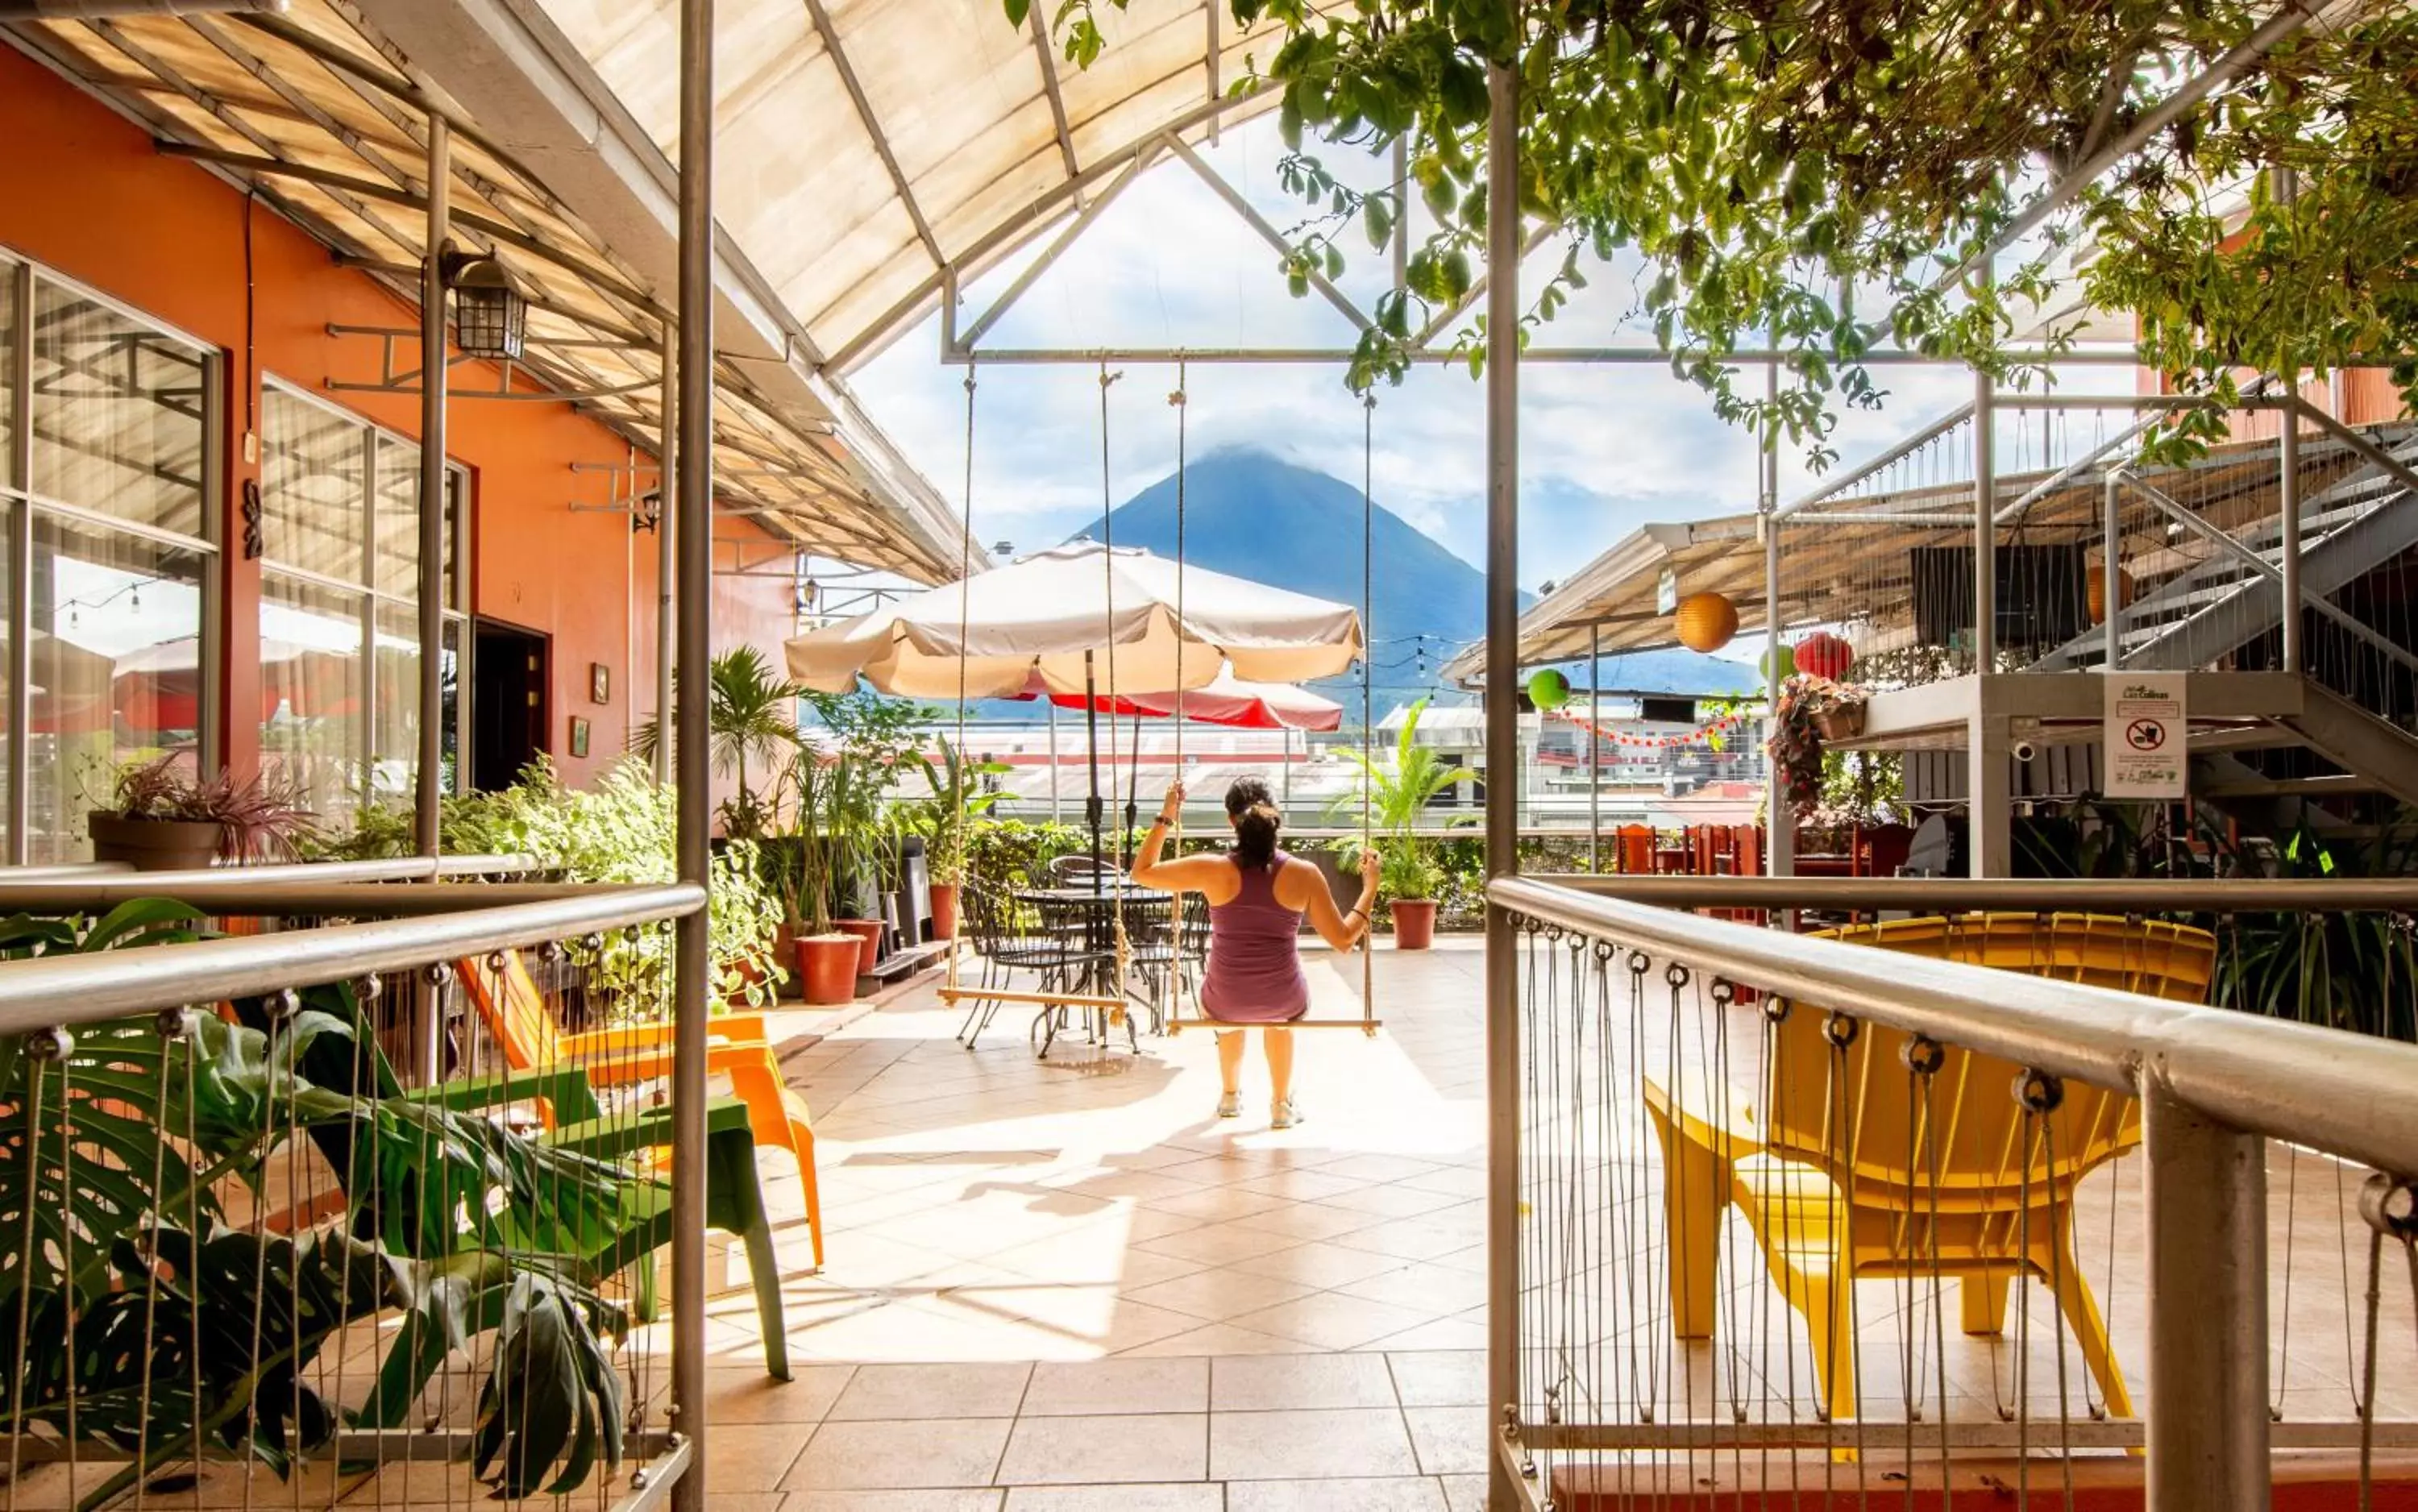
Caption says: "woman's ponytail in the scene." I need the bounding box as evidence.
[1225,777,1281,870]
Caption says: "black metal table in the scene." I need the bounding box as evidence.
[1011,883,1176,1053]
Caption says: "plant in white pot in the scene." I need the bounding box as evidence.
[87,755,318,870]
[1331,698,1476,949]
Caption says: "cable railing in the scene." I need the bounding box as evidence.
[0,881,739,1512]
[1485,874,2418,1512]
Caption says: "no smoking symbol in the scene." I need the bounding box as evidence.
[2125,719,2167,752]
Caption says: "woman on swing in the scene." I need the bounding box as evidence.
[1133,776,1378,1128]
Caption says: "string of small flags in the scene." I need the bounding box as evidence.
[1557,708,1751,750]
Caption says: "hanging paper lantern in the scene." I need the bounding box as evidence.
[2086,563,2135,625]
[1675,592,1739,653]
[1795,631,1854,682]
[1527,668,1571,712]
[1760,642,1797,683]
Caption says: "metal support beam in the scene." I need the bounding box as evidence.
[1481,52,1521,1512]
[2117,471,2418,679]
[2100,469,2122,669]
[413,114,450,1086]
[2142,1078,2269,1512]
[1028,6,1082,189]
[671,1,715,1507]
[1950,0,2321,284]
[2279,376,2303,673]
[1163,135,1372,333]
[952,146,1163,355]
[656,322,677,784]
[1586,623,1600,870]
[797,0,943,267]
[1762,363,1793,883]
[6,262,30,866]
[1967,367,2002,878]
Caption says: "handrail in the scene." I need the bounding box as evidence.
[0,885,704,1033]
[0,854,545,887]
[1534,872,2418,912]
[0,880,663,916]
[1489,875,2418,1181]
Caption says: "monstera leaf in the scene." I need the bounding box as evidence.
[472,1271,630,1497]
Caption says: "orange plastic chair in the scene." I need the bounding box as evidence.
[459,950,825,1269]
[1614,825,1655,875]
[1645,912,2217,1428]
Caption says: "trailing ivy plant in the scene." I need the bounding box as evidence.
[1013,0,2418,459]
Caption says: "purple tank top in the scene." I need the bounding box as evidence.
[1199,849,1311,1024]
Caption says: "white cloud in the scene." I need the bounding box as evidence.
[845,115,2042,588]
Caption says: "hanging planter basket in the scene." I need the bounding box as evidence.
[1815,705,1867,742]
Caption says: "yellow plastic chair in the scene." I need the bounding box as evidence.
[1645,912,2216,1426]
[459,949,825,1269]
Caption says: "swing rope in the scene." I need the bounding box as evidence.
[945,359,975,999]
[1099,362,1132,1018]
[1359,391,1377,1034]
[1165,384,1382,1037]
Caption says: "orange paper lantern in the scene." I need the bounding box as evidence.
[1674,592,1739,653]
[2087,563,2135,625]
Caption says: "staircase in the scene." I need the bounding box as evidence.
[2023,425,2418,824]
[2030,425,2418,675]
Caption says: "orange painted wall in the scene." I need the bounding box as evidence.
[0,44,799,795]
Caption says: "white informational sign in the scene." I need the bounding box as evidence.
[2103,671,2187,800]
[1656,567,1678,615]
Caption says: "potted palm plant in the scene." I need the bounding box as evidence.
[914,736,1008,940]
[1332,698,1477,949]
[633,645,806,836]
[779,751,862,1005]
[87,755,319,870]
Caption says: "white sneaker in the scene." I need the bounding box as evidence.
[1215,1092,1243,1119]
[1271,1098,1304,1130]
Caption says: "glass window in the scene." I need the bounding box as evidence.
[260,575,368,826]
[29,280,209,537]
[259,382,467,825]
[372,603,459,802]
[260,388,368,582]
[372,438,459,609]
[28,513,210,863]
[2,256,19,492]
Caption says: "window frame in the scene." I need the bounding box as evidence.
[2,251,223,864]
[256,377,471,818]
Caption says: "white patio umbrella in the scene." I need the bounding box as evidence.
[785,540,1361,874]
[783,541,1363,699]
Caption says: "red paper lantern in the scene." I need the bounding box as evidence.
[1795,631,1855,682]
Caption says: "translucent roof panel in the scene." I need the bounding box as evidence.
[533,0,1311,367]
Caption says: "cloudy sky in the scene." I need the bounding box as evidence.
[846,114,2091,592]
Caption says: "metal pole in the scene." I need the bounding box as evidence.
[671,0,714,1503]
[1967,365,2007,878]
[1587,623,1600,870]
[655,322,677,783]
[1280,725,1292,813]
[413,113,450,1086]
[2142,1077,2269,1512]
[1047,696,1062,822]
[2279,388,2303,675]
[1481,48,1522,1512]
[1762,361,1793,883]
[2101,469,2123,670]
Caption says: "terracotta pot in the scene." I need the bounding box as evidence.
[928,882,960,941]
[1815,705,1866,741]
[87,813,221,872]
[793,933,860,1006]
[835,917,884,975]
[1390,898,1439,950]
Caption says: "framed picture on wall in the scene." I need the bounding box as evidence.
[569,716,592,758]
[589,662,611,704]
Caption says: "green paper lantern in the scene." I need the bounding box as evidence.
[1760,642,1797,683]
[1527,668,1571,712]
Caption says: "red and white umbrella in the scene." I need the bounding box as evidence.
[1010,661,1342,732]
